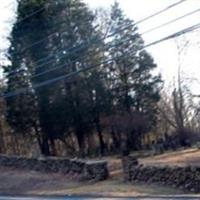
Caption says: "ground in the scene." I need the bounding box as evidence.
[0,167,184,197]
[139,147,200,167]
[1,148,200,197]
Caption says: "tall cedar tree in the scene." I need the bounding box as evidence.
[107,2,162,150]
[5,0,106,156]
[5,0,161,156]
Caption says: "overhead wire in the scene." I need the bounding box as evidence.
[7,7,200,80]
[6,23,138,76]
[3,0,187,64]
[135,0,187,24]
[7,4,196,78]
[30,36,140,79]
[2,21,200,99]
[141,7,200,35]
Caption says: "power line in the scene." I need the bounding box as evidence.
[15,5,46,24]
[136,0,187,24]
[142,7,200,35]
[6,22,136,77]
[7,31,135,79]
[7,35,100,76]
[0,1,47,55]
[2,21,200,99]
[144,22,200,49]
[30,36,136,79]
[13,22,67,54]
[7,3,194,78]
[7,20,94,59]
[9,4,200,80]
[4,0,187,63]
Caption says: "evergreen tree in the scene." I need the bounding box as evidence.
[5,0,104,156]
[4,0,162,156]
[107,2,162,150]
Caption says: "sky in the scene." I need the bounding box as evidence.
[0,0,200,93]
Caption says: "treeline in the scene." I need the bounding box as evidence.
[1,0,162,157]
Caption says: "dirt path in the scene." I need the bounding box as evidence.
[0,166,186,197]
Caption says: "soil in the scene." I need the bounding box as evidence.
[1,148,200,197]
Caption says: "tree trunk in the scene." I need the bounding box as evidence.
[41,134,50,156]
[0,131,5,154]
[111,127,121,153]
[96,122,105,156]
[50,137,57,156]
[76,129,85,157]
[33,124,44,156]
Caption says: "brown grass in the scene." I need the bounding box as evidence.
[0,167,184,197]
[1,148,200,197]
[140,148,200,167]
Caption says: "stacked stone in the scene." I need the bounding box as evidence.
[122,155,139,181]
[84,160,108,181]
[0,154,108,181]
[123,156,200,193]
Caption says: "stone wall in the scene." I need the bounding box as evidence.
[0,154,108,181]
[122,156,200,192]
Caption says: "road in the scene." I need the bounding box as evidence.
[0,197,200,200]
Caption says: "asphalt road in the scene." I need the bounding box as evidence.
[0,197,200,200]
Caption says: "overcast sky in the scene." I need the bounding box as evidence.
[1,0,200,92]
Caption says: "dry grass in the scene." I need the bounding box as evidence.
[1,148,200,197]
[140,148,200,167]
[0,166,185,197]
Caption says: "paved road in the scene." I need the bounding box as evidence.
[0,197,200,200]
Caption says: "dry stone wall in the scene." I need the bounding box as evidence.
[0,154,108,181]
[122,156,200,192]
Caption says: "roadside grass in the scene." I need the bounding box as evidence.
[1,148,200,197]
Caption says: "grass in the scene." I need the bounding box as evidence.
[1,147,200,197]
[140,147,200,167]
[0,167,185,197]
